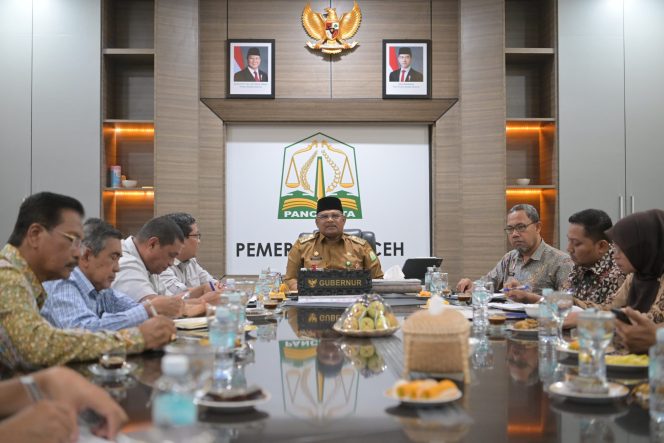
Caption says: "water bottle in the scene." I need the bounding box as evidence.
[227,291,245,349]
[650,328,664,422]
[424,266,434,291]
[471,280,490,329]
[209,305,237,352]
[223,278,236,292]
[152,355,197,427]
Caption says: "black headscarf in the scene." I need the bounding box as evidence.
[606,209,664,313]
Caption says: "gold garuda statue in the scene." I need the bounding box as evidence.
[302,2,362,54]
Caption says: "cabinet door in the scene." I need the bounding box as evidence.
[0,1,32,241]
[624,0,664,213]
[558,0,626,245]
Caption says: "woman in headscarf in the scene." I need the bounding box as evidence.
[605,209,664,352]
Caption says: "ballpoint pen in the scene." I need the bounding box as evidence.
[502,285,531,292]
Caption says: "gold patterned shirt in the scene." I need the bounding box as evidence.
[568,246,626,306]
[484,240,573,292]
[0,244,144,375]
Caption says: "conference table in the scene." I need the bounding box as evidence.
[73,303,653,442]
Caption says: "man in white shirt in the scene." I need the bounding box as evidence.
[112,216,207,317]
[160,213,219,297]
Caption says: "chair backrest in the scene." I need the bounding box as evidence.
[298,229,377,251]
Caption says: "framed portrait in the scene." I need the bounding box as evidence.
[382,40,431,99]
[227,39,275,98]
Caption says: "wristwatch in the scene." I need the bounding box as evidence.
[20,375,44,401]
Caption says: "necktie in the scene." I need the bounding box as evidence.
[400,70,406,82]
[254,71,260,82]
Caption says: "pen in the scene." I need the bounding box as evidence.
[209,281,216,291]
[502,285,530,292]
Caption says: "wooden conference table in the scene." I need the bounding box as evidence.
[72,304,653,443]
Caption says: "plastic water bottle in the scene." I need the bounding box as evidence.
[538,288,557,343]
[227,291,245,349]
[208,305,237,352]
[471,280,491,329]
[152,355,197,427]
[650,328,664,422]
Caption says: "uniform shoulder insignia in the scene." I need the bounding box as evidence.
[348,235,367,245]
[299,233,315,243]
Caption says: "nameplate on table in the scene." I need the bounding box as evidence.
[297,269,371,295]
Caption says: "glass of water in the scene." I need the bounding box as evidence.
[430,271,444,297]
[545,290,574,347]
[577,309,615,385]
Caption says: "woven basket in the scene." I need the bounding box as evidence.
[402,308,471,381]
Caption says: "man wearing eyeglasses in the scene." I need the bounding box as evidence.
[456,204,572,301]
[159,213,219,299]
[284,196,384,291]
[0,192,175,375]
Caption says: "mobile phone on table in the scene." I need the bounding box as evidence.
[611,308,631,324]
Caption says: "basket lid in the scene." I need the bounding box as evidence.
[402,308,469,334]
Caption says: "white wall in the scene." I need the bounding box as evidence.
[559,0,664,246]
[0,0,100,242]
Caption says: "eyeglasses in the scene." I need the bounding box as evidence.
[55,230,82,248]
[504,222,536,234]
[316,213,344,221]
[188,233,202,240]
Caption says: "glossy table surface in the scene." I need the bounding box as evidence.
[74,305,654,443]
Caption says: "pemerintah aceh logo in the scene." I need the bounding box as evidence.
[278,132,362,219]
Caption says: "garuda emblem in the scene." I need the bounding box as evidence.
[302,1,361,54]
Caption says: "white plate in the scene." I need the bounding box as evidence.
[174,317,208,330]
[384,383,462,406]
[548,381,629,404]
[507,325,539,336]
[88,362,136,378]
[195,390,271,410]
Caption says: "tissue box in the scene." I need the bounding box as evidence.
[402,309,471,381]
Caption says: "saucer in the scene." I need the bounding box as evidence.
[547,381,629,404]
[88,362,136,379]
[195,390,271,412]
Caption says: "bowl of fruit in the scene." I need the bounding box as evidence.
[333,294,400,337]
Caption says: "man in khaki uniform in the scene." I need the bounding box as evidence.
[284,197,384,291]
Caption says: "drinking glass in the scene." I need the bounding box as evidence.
[577,310,615,385]
[430,271,444,297]
[100,345,127,370]
[545,291,574,347]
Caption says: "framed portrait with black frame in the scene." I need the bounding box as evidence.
[227,39,275,98]
[382,40,431,99]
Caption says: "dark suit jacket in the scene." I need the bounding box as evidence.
[388,68,423,82]
[234,68,268,82]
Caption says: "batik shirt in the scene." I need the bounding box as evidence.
[0,244,144,375]
[569,246,626,307]
[483,240,573,292]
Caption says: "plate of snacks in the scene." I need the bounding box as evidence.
[605,354,649,371]
[385,379,462,406]
[419,297,450,309]
[333,294,400,337]
[506,318,539,336]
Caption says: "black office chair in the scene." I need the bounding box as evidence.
[299,229,377,251]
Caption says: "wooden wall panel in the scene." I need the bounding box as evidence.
[154,0,199,215]
[330,0,430,98]
[432,0,459,98]
[198,0,227,276]
[459,0,506,280]
[433,103,462,282]
[227,0,330,98]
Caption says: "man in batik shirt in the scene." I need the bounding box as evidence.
[566,209,625,307]
[0,192,175,375]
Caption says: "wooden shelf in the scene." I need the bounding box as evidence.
[104,119,154,124]
[506,185,556,190]
[507,118,555,122]
[201,98,458,123]
[104,187,154,192]
[506,48,554,63]
[103,48,154,55]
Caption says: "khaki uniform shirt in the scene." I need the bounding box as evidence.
[0,244,144,375]
[284,232,384,290]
